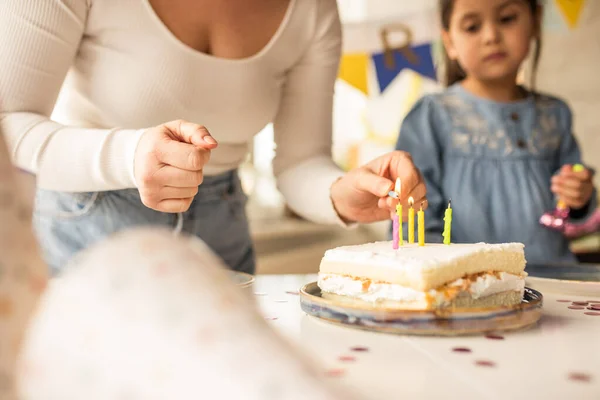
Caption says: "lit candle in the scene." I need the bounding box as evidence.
[408,197,415,244]
[391,178,402,249]
[442,199,452,245]
[418,201,425,246]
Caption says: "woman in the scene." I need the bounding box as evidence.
[0,0,426,274]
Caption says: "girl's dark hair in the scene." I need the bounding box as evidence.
[439,0,542,89]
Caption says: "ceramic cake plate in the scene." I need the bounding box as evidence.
[300,282,543,336]
[525,263,600,297]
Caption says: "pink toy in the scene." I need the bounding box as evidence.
[540,164,600,239]
[539,200,570,233]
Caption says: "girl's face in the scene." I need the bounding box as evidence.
[442,0,539,82]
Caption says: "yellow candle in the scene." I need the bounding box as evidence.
[418,202,425,246]
[396,202,403,246]
[442,199,452,245]
[408,197,414,244]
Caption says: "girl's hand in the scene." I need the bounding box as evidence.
[330,151,427,223]
[134,120,218,213]
[551,165,594,209]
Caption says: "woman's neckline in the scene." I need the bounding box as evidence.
[141,0,297,64]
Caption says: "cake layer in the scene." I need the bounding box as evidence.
[318,272,525,309]
[321,290,523,310]
[319,242,526,291]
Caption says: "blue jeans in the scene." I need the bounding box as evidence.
[33,171,255,275]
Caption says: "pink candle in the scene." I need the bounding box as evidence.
[392,213,399,249]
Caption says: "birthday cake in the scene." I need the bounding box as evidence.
[317,242,527,310]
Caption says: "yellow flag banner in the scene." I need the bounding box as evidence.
[555,0,586,29]
[338,53,369,95]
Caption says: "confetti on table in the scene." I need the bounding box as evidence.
[452,347,472,353]
[568,306,585,310]
[572,302,589,306]
[325,368,345,378]
[264,317,279,321]
[338,355,356,362]
[350,346,369,352]
[285,291,299,296]
[587,305,600,311]
[475,360,496,367]
[484,334,505,340]
[568,372,592,383]
[556,299,571,303]
[584,312,600,316]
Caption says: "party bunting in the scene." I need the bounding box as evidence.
[544,0,569,33]
[555,0,586,29]
[338,53,369,95]
[372,43,436,93]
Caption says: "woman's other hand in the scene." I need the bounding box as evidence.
[134,120,218,213]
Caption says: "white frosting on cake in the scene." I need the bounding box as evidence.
[322,242,525,272]
[318,272,524,304]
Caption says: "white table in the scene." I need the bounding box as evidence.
[254,274,600,400]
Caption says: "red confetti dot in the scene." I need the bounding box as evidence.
[586,300,600,304]
[572,302,589,306]
[325,368,346,378]
[587,305,600,311]
[475,360,496,367]
[568,306,585,310]
[584,312,600,316]
[485,334,505,340]
[452,347,472,353]
[264,317,279,321]
[338,355,356,362]
[556,299,571,303]
[568,372,592,383]
[350,346,369,352]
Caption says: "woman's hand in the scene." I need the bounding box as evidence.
[551,164,594,210]
[330,151,427,223]
[134,120,218,213]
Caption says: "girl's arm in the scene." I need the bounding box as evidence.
[0,0,145,192]
[396,96,447,243]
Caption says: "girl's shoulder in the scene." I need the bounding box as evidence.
[405,90,459,119]
[413,86,481,116]
[532,92,573,130]
[532,92,572,113]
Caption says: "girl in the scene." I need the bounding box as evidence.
[396,0,596,264]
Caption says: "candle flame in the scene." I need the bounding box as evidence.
[408,196,414,207]
[394,178,401,195]
[447,199,452,209]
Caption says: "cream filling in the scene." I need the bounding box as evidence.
[317,272,525,304]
